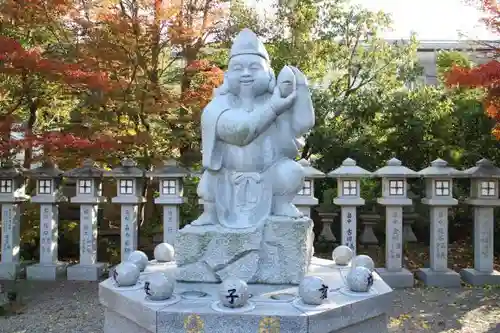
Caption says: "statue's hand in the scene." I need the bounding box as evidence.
[289,66,308,86]
[270,85,296,115]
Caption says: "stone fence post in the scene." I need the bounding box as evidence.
[374,157,417,288]
[26,160,68,280]
[461,159,500,285]
[328,158,371,254]
[293,159,324,217]
[0,161,30,279]
[64,159,107,281]
[104,158,145,262]
[416,158,461,287]
[147,159,189,246]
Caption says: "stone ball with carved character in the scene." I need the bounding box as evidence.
[218,277,250,308]
[126,250,149,272]
[144,272,175,301]
[332,245,353,266]
[346,266,374,292]
[112,261,140,287]
[351,254,375,272]
[299,276,329,305]
[154,243,175,262]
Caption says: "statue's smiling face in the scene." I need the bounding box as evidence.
[226,54,271,96]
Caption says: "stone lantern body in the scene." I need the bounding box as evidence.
[293,159,324,218]
[373,157,418,288]
[328,158,371,254]
[104,158,146,261]
[0,161,30,279]
[460,158,500,285]
[64,159,107,281]
[146,159,189,246]
[416,158,462,287]
[26,159,68,280]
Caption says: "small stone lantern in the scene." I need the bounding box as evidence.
[461,158,500,285]
[104,158,146,261]
[294,159,324,217]
[0,160,30,279]
[328,158,372,254]
[25,159,68,280]
[373,157,418,288]
[64,159,107,281]
[146,159,189,246]
[416,158,462,287]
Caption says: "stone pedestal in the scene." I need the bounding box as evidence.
[402,211,418,243]
[0,203,26,279]
[99,257,393,333]
[417,206,460,287]
[175,216,314,284]
[359,211,380,245]
[460,206,500,285]
[375,206,414,288]
[340,206,357,253]
[162,205,179,245]
[67,204,107,281]
[27,204,68,280]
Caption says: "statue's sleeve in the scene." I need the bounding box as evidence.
[216,106,277,146]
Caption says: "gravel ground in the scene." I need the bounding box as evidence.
[0,281,499,333]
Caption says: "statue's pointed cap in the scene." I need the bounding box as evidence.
[229,28,270,62]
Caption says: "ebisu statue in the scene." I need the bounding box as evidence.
[175,28,316,284]
[192,28,315,229]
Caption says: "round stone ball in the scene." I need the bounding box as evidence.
[112,261,140,287]
[154,243,175,262]
[332,245,353,265]
[346,266,374,292]
[126,250,149,272]
[351,254,375,272]
[144,272,175,301]
[299,276,329,305]
[218,277,250,308]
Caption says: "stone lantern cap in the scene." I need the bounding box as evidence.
[373,158,418,178]
[298,159,325,178]
[63,158,106,178]
[463,158,500,178]
[418,158,464,178]
[327,157,372,178]
[25,159,64,179]
[104,158,144,178]
[0,160,26,179]
[146,159,190,178]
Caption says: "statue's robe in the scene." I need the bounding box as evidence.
[200,87,314,228]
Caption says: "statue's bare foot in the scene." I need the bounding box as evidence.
[273,203,303,218]
[190,212,215,226]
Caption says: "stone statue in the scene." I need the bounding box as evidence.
[192,28,315,229]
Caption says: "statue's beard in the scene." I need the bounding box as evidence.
[228,81,269,98]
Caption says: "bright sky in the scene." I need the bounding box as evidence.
[353,0,497,40]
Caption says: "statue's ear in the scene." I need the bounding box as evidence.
[268,67,276,93]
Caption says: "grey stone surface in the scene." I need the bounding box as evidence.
[67,263,107,281]
[26,262,68,280]
[375,268,414,288]
[98,257,393,333]
[104,309,152,333]
[0,261,33,279]
[460,268,500,286]
[333,314,388,333]
[416,268,461,287]
[175,216,314,284]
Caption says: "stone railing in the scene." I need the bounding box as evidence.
[0,156,498,289]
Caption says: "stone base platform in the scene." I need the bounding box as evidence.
[460,269,500,286]
[175,216,314,284]
[99,257,394,333]
[67,262,107,281]
[375,268,414,288]
[416,268,461,287]
[0,261,35,280]
[26,262,69,280]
